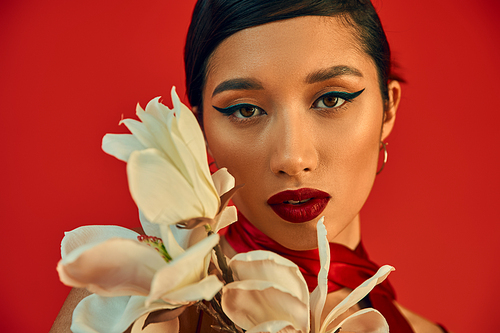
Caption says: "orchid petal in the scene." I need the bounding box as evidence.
[136,102,145,114]
[247,320,301,333]
[159,224,185,258]
[139,210,161,238]
[71,294,178,333]
[229,250,309,304]
[141,98,168,123]
[127,148,204,224]
[132,313,179,333]
[178,227,206,250]
[214,205,238,232]
[211,168,235,197]
[102,134,146,162]
[328,308,388,333]
[147,234,219,304]
[161,274,223,304]
[185,164,220,219]
[310,217,329,333]
[168,223,193,250]
[140,211,189,261]
[166,89,220,217]
[222,280,309,332]
[104,91,231,223]
[320,265,394,333]
[192,162,220,217]
[170,87,211,183]
[61,225,139,258]
[136,103,193,186]
[119,118,159,151]
[58,238,165,296]
[139,306,186,332]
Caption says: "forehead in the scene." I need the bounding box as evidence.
[205,16,376,93]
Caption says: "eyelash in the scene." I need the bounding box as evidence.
[212,88,365,121]
[312,89,365,110]
[212,104,266,120]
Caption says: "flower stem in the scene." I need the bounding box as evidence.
[205,226,234,284]
[197,301,242,333]
[202,226,242,332]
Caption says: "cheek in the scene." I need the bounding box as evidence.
[342,112,381,177]
[320,102,383,228]
[341,93,384,173]
[205,123,269,221]
[341,130,379,204]
[204,116,266,187]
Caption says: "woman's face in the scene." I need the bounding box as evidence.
[202,16,397,250]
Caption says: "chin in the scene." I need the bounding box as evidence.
[264,218,327,251]
[276,236,321,251]
[269,212,360,251]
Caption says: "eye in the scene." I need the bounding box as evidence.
[213,103,266,119]
[313,94,346,108]
[312,89,365,109]
[232,105,263,118]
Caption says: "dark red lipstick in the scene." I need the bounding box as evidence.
[267,188,331,223]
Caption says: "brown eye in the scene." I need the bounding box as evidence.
[323,96,339,107]
[233,104,265,119]
[313,95,345,109]
[239,106,256,117]
[213,103,266,119]
[312,89,365,110]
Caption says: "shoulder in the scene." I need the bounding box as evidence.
[395,301,450,333]
[50,288,91,332]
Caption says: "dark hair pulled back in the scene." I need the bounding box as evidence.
[184,0,394,119]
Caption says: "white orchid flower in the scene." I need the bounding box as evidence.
[57,225,223,333]
[221,218,393,333]
[102,87,236,230]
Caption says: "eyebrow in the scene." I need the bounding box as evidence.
[212,78,264,97]
[211,65,362,97]
[305,65,363,84]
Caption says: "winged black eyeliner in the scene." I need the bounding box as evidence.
[212,88,364,116]
[212,103,258,115]
[320,88,365,102]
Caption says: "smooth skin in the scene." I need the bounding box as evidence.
[203,15,390,251]
[202,16,444,333]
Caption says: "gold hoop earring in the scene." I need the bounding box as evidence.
[377,142,388,175]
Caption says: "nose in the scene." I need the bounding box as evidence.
[269,113,318,177]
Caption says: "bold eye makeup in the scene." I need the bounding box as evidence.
[212,88,365,121]
[312,88,365,109]
[212,103,266,119]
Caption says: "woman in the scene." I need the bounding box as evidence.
[184,0,446,332]
[52,0,447,332]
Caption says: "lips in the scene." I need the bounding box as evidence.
[267,188,331,223]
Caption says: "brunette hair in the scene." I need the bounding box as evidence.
[184,0,396,121]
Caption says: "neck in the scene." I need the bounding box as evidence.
[330,213,361,251]
[221,213,362,258]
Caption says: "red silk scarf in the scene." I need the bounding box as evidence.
[224,211,415,333]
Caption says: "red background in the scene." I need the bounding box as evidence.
[1,0,499,332]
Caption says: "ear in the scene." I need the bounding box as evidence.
[381,80,401,141]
